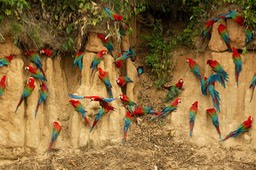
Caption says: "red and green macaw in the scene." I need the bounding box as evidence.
[162,78,184,102]
[0,54,14,67]
[200,17,222,44]
[232,47,242,86]
[104,7,123,21]
[119,94,136,108]
[0,75,7,97]
[221,116,253,141]
[244,29,254,46]
[90,50,107,75]
[68,94,115,112]
[206,59,229,88]
[206,77,221,112]
[116,75,133,87]
[115,53,129,68]
[40,48,58,58]
[15,77,36,113]
[206,108,221,139]
[73,51,85,71]
[124,47,136,62]
[249,73,256,102]
[163,78,184,90]
[48,121,62,152]
[151,97,182,120]
[35,82,48,119]
[97,33,114,57]
[137,66,144,77]
[98,68,113,98]
[217,24,232,52]
[189,101,198,137]
[122,111,133,144]
[133,106,156,116]
[90,107,107,133]
[69,99,91,128]
[225,10,244,26]
[186,58,201,80]
[25,65,47,82]
[24,50,46,77]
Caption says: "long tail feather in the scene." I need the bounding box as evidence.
[34,100,40,119]
[190,122,194,137]
[106,86,113,98]
[216,125,222,139]
[47,141,54,152]
[90,120,98,133]
[15,97,24,113]
[122,131,127,144]
[68,93,85,99]
[84,117,91,128]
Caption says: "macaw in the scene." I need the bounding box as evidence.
[24,50,46,77]
[68,94,115,112]
[115,53,129,68]
[73,51,84,71]
[200,76,208,95]
[119,22,130,36]
[104,7,123,21]
[162,78,184,102]
[225,10,244,26]
[98,68,113,98]
[186,58,201,80]
[35,82,48,119]
[116,76,133,87]
[0,54,14,67]
[119,94,136,108]
[40,48,58,58]
[189,101,198,137]
[207,78,221,112]
[249,73,256,102]
[206,108,221,139]
[206,59,229,88]
[25,65,47,82]
[90,50,107,75]
[244,29,254,46]
[163,78,184,90]
[0,75,7,97]
[133,106,156,116]
[221,116,253,141]
[48,121,62,152]
[217,24,232,52]
[124,47,136,62]
[137,66,144,77]
[69,99,91,127]
[201,17,220,44]
[122,111,133,144]
[151,97,182,120]
[97,33,114,57]
[232,47,242,86]
[15,77,35,113]
[90,107,107,133]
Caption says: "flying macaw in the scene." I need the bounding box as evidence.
[97,33,114,57]
[122,111,133,144]
[68,94,115,113]
[98,68,113,98]
[162,78,184,102]
[40,48,58,58]
[232,47,242,86]
[249,73,256,102]
[0,54,14,67]
[104,7,123,21]
[137,66,144,77]
[189,101,198,137]
[24,50,46,77]
[90,50,107,75]
[206,59,229,88]
[151,97,182,120]
[73,51,85,71]
[119,94,136,108]
[90,107,107,133]
[225,10,244,26]
[48,121,62,152]
[221,116,253,141]
[15,77,36,113]
[206,108,221,139]
[244,29,254,46]
[186,58,201,80]
[0,75,7,97]
[133,106,156,116]
[35,82,48,119]
[116,76,133,87]
[69,99,91,127]
[115,53,129,68]
[217,24,232,52]
[25,65,47,82]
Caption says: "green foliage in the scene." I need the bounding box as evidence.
[0,0,30,16]
[164,87,181,103]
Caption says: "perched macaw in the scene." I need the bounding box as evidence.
[221,116,253,141]
[137,66,144,77]
[115,53,129,68]
[124,47,136,62]
[24,50,46,77]
[189,101,198,137]
[40,48,58,58]
[122,111,133,144]
[119,22,130,36]
[244,29,254,46]
[90,107,107,133]
[73,51,84,71]
[217,24,232,52]
[25,65,47,82]
[0,54,14,67]
[151,97,182,120]
[162,78,184,102]
[232,47,242,86]
[15,77,35,113]
[206,59,229,88]
[200,76,208,96]
[207,77,221,112]
[206,108,221,139]
[48,121,62,152]
[119,94,136,108]
[68,94,115,112]
[104,7,123,21]
[186,58,201,80]
[97,33,114,57]
[116,76,133,87]
[225,10,244,26]
[249,73,256,102]
[133,106,156,116]
[35,82,48,119]
[90,50,107,75]
[0,75,7,97]
[69,99,91,127]
[201,17,221,44]
[163,78,184,90]
[98,68,113,98]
